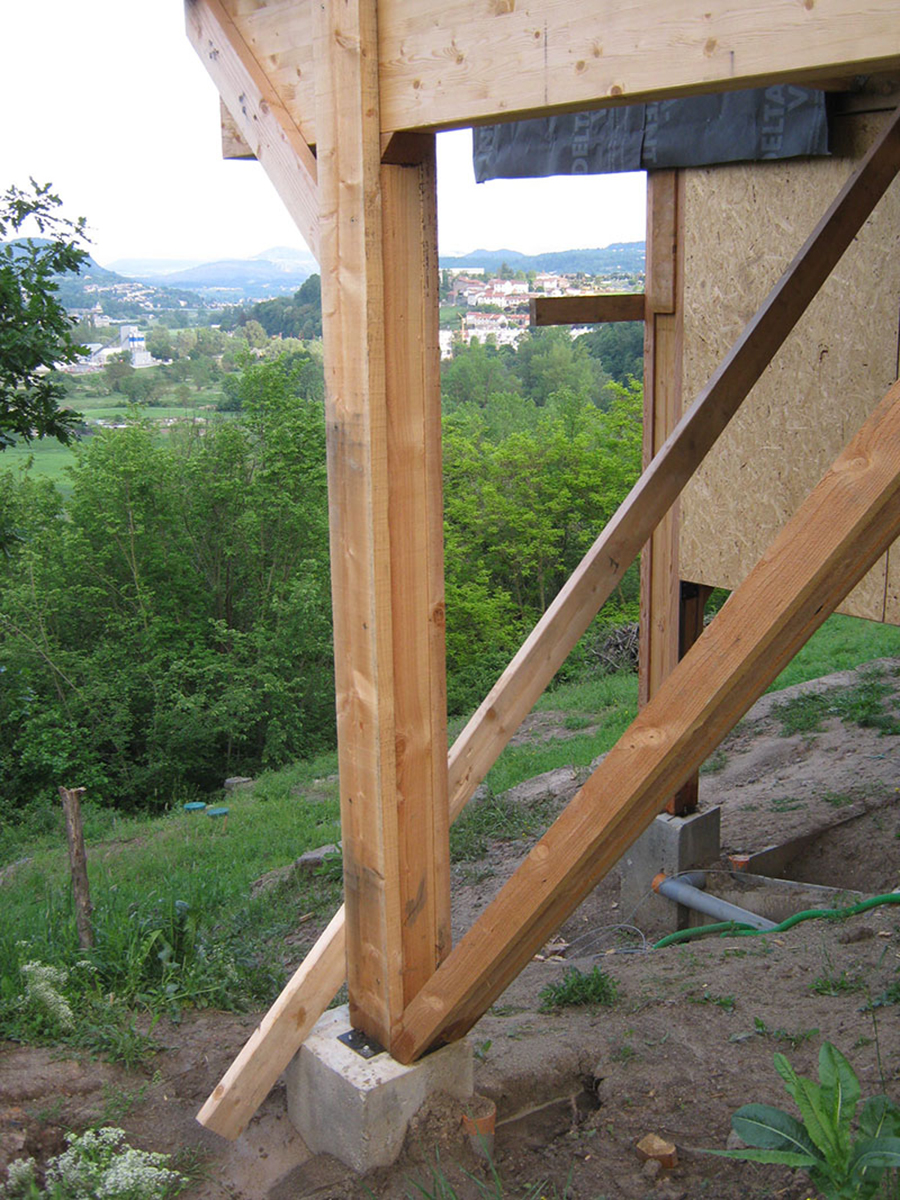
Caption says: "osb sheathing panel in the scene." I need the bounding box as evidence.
[680,109,900,624]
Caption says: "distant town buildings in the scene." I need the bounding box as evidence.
[443,267,643,356]
[119,325,153,367]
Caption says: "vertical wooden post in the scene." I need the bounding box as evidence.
[640,170,700,815]
[383,140,452,1006]
[669,581,714,811]
[59,786,93,950]
[315,0,449,1050]
[640,169,682,710]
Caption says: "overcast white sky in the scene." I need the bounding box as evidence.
[1,3,646,268]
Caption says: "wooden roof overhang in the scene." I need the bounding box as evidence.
[184,0,900,1141]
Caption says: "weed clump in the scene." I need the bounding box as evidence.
[538,965,617,1012]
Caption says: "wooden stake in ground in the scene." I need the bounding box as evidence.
[59,786,93,950]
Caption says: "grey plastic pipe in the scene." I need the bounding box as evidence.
[653,871,778,931]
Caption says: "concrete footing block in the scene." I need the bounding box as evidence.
[285,1005,473,1174]
[618,807,721,932]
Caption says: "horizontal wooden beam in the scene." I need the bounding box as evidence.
[217,0,900,140]
[185,0,320,259]
[530,293,645,326]
[377,0,900,131]
[395,376,900,1060]
[195,101,900,1137]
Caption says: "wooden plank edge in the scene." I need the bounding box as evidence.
[197,906,346,1138]
[184,0,320,260]
[530,292,646,326]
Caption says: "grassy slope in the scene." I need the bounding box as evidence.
[3,608,900,1030]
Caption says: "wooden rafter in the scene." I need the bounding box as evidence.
[184,0,320,258]
[394,375,900,1060]
[196,102,900,1139]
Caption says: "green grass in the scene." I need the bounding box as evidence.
[538,965,618,1012]
[3,393,224,487]
[0,781,344,1051]
[450,793,556,861]
[773,669,900,737]
[438,305,467,330]
[3,600,899,1058]
[767,614,900,692]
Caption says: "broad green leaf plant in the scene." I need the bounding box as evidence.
[711,1042,900,1199]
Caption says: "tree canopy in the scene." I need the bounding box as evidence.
[0,181,88,451]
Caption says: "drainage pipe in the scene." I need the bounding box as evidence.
[652,871,778,932]
[653,892,900,949]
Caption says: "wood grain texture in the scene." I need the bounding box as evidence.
[375,0,900,132]
[220,99,254,159]
[530,293,645,326]
[382,141,452,1005]
[216,0,900,138]
[679,110,900,622]
[316,0,449,1049]
[184,0,319,258]
[316,0,405,1050]
[394,377,900,1062]
[639,172,682,711]
[59,787,93,951]
[196,103,900,1135]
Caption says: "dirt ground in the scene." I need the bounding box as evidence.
[2,661,900,1200]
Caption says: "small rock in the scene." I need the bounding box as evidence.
[502,767,579,806]
[726,1128,747,1151]
[250,844,341,895]
[636,1133,678,1169]
[224,776,255,792]
[642,1158,662,1181]
[295,844,340,871]
[839,925,875,944]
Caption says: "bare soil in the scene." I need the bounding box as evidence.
[2,662,900,1200]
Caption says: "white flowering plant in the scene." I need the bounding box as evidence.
[19,962,74,1034]
[0,1128,186,1200]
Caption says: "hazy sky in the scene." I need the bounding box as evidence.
[2,3,646,268]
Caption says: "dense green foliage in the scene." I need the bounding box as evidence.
[0,182,88,453]
[0,320,644,819]
[220,273,323,340]
[0,354,333,821]
[443,378,642,710]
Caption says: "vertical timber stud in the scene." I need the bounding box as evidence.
[640,170,696,815]
[382,136,451,1005]
[314,0,449,1051]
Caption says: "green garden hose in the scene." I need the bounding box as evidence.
[652,893,900,950]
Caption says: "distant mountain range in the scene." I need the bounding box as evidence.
[98,241,645,303]
[106,246,320,302]
[0,239,647,318]
[438,242,645,276]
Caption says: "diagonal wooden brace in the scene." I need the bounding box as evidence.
[197,102,900,1139]
[184,0,320,260]
[394,375,900,1060]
